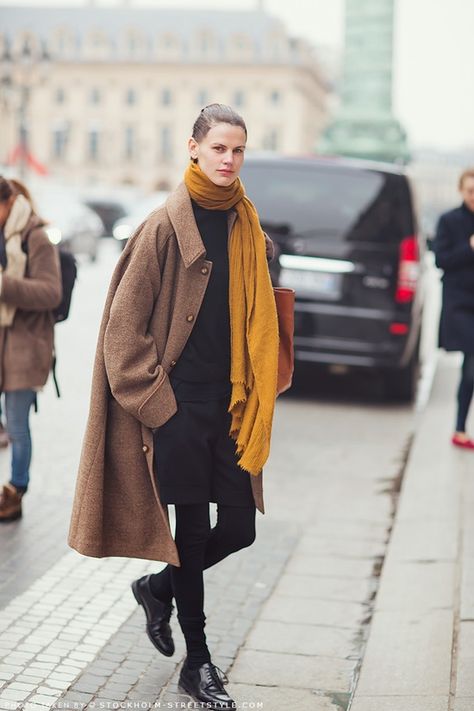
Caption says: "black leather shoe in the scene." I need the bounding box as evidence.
[131,574,175,657]
[178,660,236,709]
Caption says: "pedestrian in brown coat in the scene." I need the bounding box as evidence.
[0,176,62,522]
[68,104,279,709]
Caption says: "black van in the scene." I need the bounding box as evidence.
[240,155,425,402]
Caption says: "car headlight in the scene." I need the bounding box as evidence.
[45,227,62,245]
[113,224,133,241]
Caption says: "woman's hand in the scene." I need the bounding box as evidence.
[470,234,474,250]
[264,233,275,261]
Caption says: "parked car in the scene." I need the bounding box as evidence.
[240,155,425,402]
[112,192,169,248]
[81,186,139,236]
[83,198,128,237]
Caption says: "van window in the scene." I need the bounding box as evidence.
[240,163,414,243]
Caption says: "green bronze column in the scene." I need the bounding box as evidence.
[320,0,410,163]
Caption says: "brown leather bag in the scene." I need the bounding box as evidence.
[274,287,295,395]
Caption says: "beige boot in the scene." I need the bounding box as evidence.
[0,483,23,522]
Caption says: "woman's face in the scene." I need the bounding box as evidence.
[0,196,14,228]
[188,122,247,187]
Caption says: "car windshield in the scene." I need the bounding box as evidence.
[240,163,414,243]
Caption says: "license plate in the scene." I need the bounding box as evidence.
[279,268,342,300]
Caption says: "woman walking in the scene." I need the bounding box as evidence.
[69,104,279,709]
[0,177,62,521]
[434,168,474,448]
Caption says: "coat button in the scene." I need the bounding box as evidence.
[170,360,176,367]
[201,266,209,275]
[142,445,149,453]
[186,314,194,322]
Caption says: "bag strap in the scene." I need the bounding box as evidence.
[52,350,61,398]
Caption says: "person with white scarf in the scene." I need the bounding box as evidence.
[0,177,62,522]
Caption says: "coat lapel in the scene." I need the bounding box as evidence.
[166,182,238,267]
[166,183,206,268]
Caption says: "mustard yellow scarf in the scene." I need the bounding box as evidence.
[184,161,279,475]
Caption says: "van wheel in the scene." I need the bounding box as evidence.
[383,342,421,403]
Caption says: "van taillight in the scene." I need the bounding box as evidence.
[395,236,419,304]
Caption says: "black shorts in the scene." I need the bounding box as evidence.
[153,390,256,508]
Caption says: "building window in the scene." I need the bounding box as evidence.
[270,90,281,105]
[197,89,208,107]
[55,88,65,104]
[124,125,135,160]
[125,88,137,106]
[52,127,68,160]
[163,33,178,49]
[128,34,137,53]
[263,128,279,151]
[198,31,214,55]
[88,129,100,162]
[233,90,245,107]
[160,88,172,106]
[159,125,173,161]
[90,87,101,105]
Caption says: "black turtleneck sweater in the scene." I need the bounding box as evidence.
[170,200,232,400]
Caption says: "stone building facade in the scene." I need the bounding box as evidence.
[0,6,329,190]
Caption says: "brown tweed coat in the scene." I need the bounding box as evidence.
[68,182,271,565]
[0,215,62,392]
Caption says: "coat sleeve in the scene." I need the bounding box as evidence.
[434,214,474,270]
[103,221,177,430]
[0,228,62,311]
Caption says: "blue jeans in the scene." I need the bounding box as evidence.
[5,389,36,493]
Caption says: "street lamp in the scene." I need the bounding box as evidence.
[0,36,50,179]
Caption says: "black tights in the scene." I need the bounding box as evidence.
[456,354,474,432]
[149,503,256,669]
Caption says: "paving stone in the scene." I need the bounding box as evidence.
[245,619,356,658]
[33,686,63,697]
[355,609,453,696]
[375,561,455,613]
[454,700,474,711]
[231,682,336,710]
[24,663,56,673]
[0,666,24,676]
[350,697,449,711]
[7,682,37,692]
[0,672,15,682]
[27,695,59,708]
[97,689,127,702]
[2,654,34,665]
[260,593,365,629]
[286,554,376,579]
[58,691,94,704]
[278,572,372,603]
[388,521,458,563]
[0,688,32,701]
[14,675,45,686]
[455,622,474,696]
[231,649,354,691]
[100,682,134,693]
[68,680,104,694]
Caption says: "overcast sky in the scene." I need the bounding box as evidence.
[2,0,473,152]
